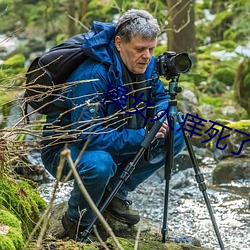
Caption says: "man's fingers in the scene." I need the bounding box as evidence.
[155,132,165,138]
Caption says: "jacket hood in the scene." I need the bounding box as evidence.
[82,21,116,65]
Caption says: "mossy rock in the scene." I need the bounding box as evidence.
[204,119,250,155]
[213,67,235,86]
[235,57,250,116]
[213,157,250,184]
[0,209,24,250]
[198,91,248,121]
[106,237,210,250]
[0,174,47,239]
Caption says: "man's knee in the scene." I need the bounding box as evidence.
[77,150,117,181]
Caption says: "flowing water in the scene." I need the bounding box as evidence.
[38,156,250,250]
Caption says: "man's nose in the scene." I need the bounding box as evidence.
[142,49,151,59]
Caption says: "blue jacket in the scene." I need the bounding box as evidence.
[44,21,170,156]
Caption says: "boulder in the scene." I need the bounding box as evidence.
[213,156,250,184]
[41,201,212,250]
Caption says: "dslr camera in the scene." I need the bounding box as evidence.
[156,51,192,79]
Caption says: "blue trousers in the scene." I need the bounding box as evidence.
[41,127,185,226]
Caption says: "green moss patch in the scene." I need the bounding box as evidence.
[106,237,209,250]
[0,174,47,239]
[0,209,24,250]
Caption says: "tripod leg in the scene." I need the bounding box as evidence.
[179,121,225,249]
[162,114,175,243]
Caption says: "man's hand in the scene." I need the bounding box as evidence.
[154,113,169,139]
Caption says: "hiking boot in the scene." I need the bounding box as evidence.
[105,196,140,225]
[61,213,97,243]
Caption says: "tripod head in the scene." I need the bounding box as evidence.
[168,76,182,100]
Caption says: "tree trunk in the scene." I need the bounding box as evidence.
[67,0,77,36]
[78,0,88,20]
[167,0,196,62]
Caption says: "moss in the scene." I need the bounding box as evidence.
[0,54,26,86]
[223,120,250,130]
[234,57,250,116]
[7,228,24,249]
[1,54,25,69]
[0,235,16,250]
[198,90,248,121]
[0,175,47,239]
[199,95,224,108]
[105,237,207,250]
[0,209,21,229]
[213,67,235,86]
[217,40,237,51]
[0,209,24,249]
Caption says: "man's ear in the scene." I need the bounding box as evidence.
[115,36,122,51]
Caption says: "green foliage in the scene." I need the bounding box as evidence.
[192,40,241,95]
[0,209,21,230]
[196,0,250,47]
[0,54,26,84]
[1,54,25,69]
[209,10,234,42]
[154,44,167,57]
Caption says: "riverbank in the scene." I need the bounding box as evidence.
[39,156,250,250]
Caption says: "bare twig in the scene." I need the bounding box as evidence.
[68,14,90,31]
[61,148,124,250]
[134,220,142,250]
[93,225,110,250]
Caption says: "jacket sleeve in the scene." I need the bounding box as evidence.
[65,61,146,156]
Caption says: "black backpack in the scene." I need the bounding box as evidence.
[24,34,87,115]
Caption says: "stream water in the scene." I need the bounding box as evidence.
[38,156,250,250]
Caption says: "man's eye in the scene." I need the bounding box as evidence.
[136,48,144,52]
[149,48,154,53]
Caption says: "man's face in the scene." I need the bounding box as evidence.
[115,35,157,74]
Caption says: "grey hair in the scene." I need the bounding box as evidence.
[115,9,160,43]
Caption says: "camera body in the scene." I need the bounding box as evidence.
[156,51,192,79]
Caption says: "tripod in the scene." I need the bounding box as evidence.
[82,77,225,250]
[161,77,225,249]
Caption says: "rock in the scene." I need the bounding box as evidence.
[170,168,193,189]
[213,156,250,184]
[43,201,212,250]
